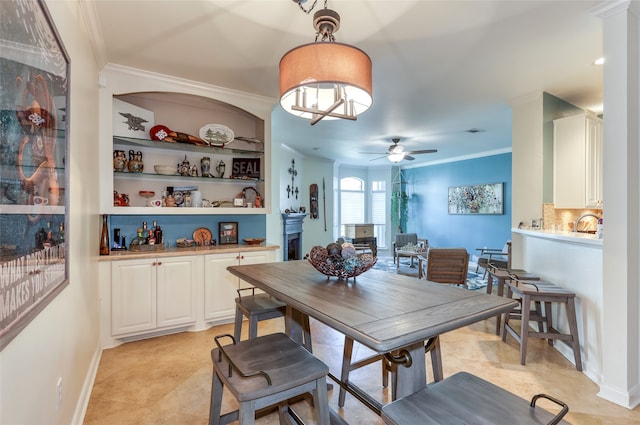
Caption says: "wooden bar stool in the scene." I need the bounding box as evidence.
[381,371,569,425]
[209,332,330,425]
[233,288,287,341]
[502,277,583,371]
[486,263,539,335]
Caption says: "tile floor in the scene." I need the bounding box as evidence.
[84,314,639,424]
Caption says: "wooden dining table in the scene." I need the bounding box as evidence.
[227,260,518,422]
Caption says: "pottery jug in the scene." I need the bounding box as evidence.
[127,150,144,173]
[215,160,225,178]
[200,157,211,177]
[113,150,127,172]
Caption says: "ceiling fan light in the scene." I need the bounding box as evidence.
[387,152,405,163]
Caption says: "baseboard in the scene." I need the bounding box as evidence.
[598,381,640,410]
[71,341,103,425]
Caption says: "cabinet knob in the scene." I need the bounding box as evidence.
[156,261,162,266]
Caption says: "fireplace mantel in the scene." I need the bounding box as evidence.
[282,213,307,261]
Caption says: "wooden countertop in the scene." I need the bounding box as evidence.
[98,243,279,261]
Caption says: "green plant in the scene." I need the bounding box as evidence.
[391,191,409,233]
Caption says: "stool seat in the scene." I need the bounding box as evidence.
[234,288,286,341]
[381,372,569,425]
[209,332,330,425]
[502,278,583,371]
[486,264,539,335]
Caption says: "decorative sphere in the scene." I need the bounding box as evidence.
[326,242,342,256]
[341,245,357,259]
[309,245,328,262]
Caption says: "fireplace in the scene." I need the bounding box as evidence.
[282,213,307,261]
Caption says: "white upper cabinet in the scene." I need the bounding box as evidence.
[553,112,603,209]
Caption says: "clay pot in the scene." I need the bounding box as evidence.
[127,150,144,173]
[113,150,127,172]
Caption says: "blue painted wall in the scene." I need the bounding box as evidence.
[108,214,266,249]
[402,153,512,256]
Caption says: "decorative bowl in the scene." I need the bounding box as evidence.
[154,164,177,175]
[307,248,377,280]
[176,238,194,248]
[243,238,266,245]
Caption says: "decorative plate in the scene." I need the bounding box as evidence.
[199,124,234,147]
[193,227,213,246]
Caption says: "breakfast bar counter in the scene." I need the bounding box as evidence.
[511,228,602,383]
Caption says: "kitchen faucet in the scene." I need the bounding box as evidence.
[573,213,600,232]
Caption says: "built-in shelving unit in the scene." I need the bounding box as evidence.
[99,65,273,215]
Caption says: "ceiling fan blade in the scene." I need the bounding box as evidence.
[404,155,416,161]
[359,152,390,155]
[369,155,389,161]
[404,149,438,155]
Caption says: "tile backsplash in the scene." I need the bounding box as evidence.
[542,203,602,232]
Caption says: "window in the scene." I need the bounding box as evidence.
[340,177,364,236]
[371,180,386,248]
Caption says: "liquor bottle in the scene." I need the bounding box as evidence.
[148,229,156,245]
[154,223,163,245]
[131,228,146,246]
[99,215,110,255]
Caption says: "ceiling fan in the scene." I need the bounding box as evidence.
[363,138,437,163]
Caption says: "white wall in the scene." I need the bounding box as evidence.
[0,1,102,424]
[276,146,334,257]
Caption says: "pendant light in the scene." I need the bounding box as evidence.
[280,1,372,125]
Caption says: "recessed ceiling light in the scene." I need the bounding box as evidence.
[594,57,605,65]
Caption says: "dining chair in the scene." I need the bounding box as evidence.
[424,248,469,287]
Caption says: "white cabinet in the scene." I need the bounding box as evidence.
[553,112,603,209]
[203,250,275,322]
[111,255,198,336]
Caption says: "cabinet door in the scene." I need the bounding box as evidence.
[553,114,586,209]
[238,250,275,290]
[111,259,156,336]
[156,255,198,328]
[203,252,240,321]
[585,117,603,208]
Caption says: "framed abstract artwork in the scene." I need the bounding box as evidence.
[0,0,70,350]
[448,183,504,215]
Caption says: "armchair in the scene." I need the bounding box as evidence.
[393,233,428,265]
[474,241,511,278]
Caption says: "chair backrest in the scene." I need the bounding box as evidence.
[395,233,418,247]
[426,248,469,285]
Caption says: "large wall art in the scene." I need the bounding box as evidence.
[0,0,70,350]
[448,182,504,215]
